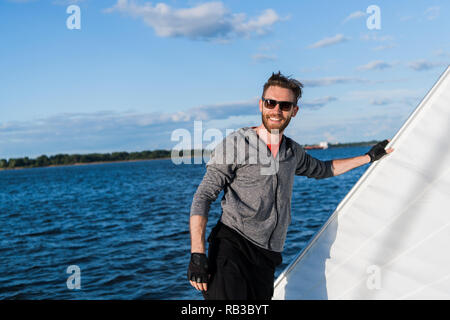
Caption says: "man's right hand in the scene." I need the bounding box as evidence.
[187,253,209,292]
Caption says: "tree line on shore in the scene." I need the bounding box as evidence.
[0,141,378,170]
[0,150,173,169]
[327,140,379,148]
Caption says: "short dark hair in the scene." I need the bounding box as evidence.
[262,71,303,103]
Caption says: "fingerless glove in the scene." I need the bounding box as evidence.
[366,140,389,162]
[187,253,209,283]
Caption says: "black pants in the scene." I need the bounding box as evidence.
[203,221,282,300]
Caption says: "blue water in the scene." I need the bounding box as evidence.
[0,146,371,299]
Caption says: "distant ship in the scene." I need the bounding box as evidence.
[303,141,328,150]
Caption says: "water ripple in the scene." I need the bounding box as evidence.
[0,147,370,299]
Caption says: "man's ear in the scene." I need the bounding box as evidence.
[291,105,299,117]
[259,99,263,113]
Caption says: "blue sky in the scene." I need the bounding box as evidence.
[0,0,449,159]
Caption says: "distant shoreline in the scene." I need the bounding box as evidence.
[0,141,377,171]
[0,156,173,171]
[0,155,212,171]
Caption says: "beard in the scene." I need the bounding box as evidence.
[261,112,292,134]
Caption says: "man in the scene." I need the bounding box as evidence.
[187,72,394,300]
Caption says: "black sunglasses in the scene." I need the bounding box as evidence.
[262,97,295,111]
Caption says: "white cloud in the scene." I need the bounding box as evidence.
[8,0,85,3]
[52,0,86,5]
[345,89,422,108]
[373,44,396,51]
[308,34,349,49]
[408,60,443,71]
[434,49,450,58]
[399,15,414,22]
[233,8,280,36]
[370,98,392,106]
[0,94,341,158]
[425,6,440,20]
[323,131,339,144]
[6,0,37,2]
[252,53,277,62]
[399,6,440,23]
[301,96,337,109]
[104,0,283,41]
[302,77,369,87]
[343,11,366,24]
[288,113,404,145]
[357,60,392,71]
[0,101,256,158]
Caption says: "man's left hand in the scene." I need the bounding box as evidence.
[366,140,394,162]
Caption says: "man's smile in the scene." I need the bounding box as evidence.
[268,117,283,122]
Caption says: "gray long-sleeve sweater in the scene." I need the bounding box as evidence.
[190,127,334,252]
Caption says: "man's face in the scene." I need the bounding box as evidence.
[259,86,299,134]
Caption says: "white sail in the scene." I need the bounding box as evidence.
[273,66,450,300]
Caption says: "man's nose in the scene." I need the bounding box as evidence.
[273,104,283,113]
